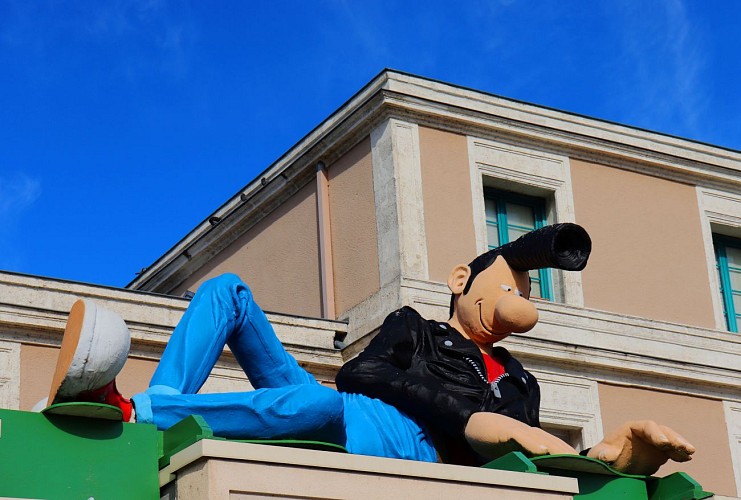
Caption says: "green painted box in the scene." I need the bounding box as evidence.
[0,408,159,499]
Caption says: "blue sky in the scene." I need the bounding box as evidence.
[1,1,739,288]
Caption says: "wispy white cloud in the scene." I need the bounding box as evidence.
[611,0,708,136]
[86,0,194,81]
[0,173,41,271]
[335,0,393,67]
[1,0,193,81]
[85,0,170,37]
[0,173,40,219]
[663,0,707,132]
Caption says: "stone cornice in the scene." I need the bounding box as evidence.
[384,72,739,168]
[379,77,740,191]
[0,272,346,370]
[517,301,741,396]
[2,270,740,399]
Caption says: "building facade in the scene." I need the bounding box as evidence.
[1,70,740,497]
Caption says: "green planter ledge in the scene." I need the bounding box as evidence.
[0,408,160,500]
[484,452,713,500]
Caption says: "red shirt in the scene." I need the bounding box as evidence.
[482,351,505,382]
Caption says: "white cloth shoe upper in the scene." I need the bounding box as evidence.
[49,299,131,403]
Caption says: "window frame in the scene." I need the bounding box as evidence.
[467,135,585,307]
[484,188,553,300]
[714,234,741,333]
[697,186,741,331]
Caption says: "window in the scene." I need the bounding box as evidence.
[469,136,584,306]
[541,424,583,450]
[714,235,741,333]
[484,189,552,300]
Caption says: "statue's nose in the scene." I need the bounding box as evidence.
[494,294,539,333]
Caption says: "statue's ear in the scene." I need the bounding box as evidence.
[447,264,471,295]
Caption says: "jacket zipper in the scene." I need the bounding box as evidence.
[463,356,487,384]
[464,356,511,398]
[490,373,510,398]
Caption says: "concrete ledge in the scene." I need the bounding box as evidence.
[160,440,578,500]
[0,271,347,409]
[0,271,346,357]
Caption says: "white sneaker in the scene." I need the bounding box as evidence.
[48,299,131,405]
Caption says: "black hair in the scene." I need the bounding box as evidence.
[448,223,592,317]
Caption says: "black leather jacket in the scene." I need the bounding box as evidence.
[336,306,541,464]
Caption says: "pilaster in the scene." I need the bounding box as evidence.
[371,118,429,288]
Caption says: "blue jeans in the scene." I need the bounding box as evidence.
[131,274,437,462]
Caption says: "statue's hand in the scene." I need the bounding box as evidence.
[587,420,695,475]
[464,412,577,460]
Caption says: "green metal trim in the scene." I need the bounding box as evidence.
[481,451,542,474]
[237,438,348,453]
[42,401,123,420]
[530,454,648,479]
[533,201,553,300]
[483,453,714,499]
[496,198,508,245]
[533,454,713,500]
[646,472,714,500]
[158,414,349,469]
[159,414,215,468]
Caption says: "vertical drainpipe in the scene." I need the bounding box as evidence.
[316,161,336,319]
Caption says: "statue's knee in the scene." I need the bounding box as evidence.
[206,273,243,287]
[197,273,248,296]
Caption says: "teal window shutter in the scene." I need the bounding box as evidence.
[714,235,741,333]
[484,189,552,300]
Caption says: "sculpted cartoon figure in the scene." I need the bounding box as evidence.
[337,223,694,473]
[46,224,694,475]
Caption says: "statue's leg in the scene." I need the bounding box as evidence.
[341,392,438,462]
[150,273,316,395]
[136,274,345,442]
[135,384,346,443]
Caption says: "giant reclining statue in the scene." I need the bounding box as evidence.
[45,223,695,476]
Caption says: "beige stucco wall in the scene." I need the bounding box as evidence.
[328,138,380,317]
[570,159,716,328]
[175,182,323,318]
[20,344,157,412]
[419,126,478,282]
[597,383,736,497]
